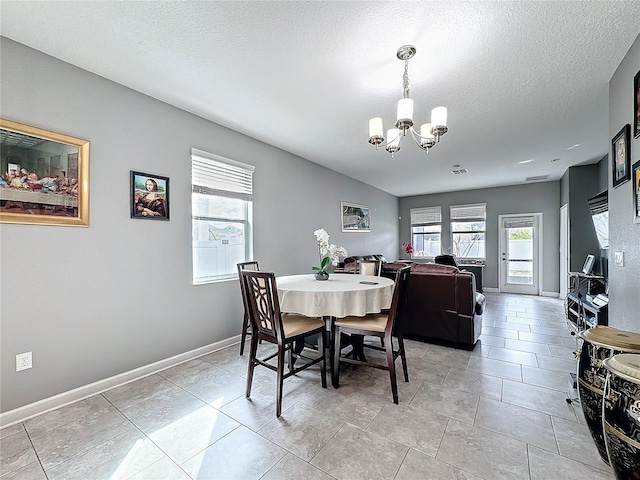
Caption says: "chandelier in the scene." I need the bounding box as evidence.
[368,45,448,158]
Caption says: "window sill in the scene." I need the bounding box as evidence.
[193,276,238,286]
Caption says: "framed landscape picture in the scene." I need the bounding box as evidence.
[612,124,630,188]
[341,201,370,232]
[130,171,170,220]
[0,118,90,226]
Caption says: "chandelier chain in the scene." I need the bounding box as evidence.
[403,59,410,99]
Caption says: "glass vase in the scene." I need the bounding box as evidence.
[314,270,330,281]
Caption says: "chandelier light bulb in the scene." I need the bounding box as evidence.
[420,123,436,149]
[396,98,414,127]
[369,117,384,138]
[431,107,447,128]
[387,128,401,148]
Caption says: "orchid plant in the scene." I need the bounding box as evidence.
[313,228,348,273]
[402,242,414,256]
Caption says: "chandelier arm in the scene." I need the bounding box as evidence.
[408,127,430,151]
[409,126,431,141]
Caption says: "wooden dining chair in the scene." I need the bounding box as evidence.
[356,259,382,276]
[332,265,411,404]
[241,270,327,417]
[237,261,259,355]
[356,258,384,347]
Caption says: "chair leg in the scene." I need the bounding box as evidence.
[397,333,409,382]
[246,334,259,398]
[332,326,341,388]
[239,313,249,355]
[276,345,285,417]
[385,334,399,404]
[318,329,327,388]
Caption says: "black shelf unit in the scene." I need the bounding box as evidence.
[565,272,608,336]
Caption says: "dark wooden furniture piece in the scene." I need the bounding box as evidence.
[332,266,411,404]
[237,261,259,355]
[241,270,326,417]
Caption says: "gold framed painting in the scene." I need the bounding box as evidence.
[0,119,89,226]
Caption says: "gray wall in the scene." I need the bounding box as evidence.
[597,155,609,193]
[608,33,640,332]
[399,182,560,293]
[562,164,601,272]
[0,38,398,412]
[560,161,609,280]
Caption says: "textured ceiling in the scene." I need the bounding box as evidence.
[1,1,639,197]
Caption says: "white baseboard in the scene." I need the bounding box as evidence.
[0,335,241,429]
[541,291,560,298]
[480,288,559,298]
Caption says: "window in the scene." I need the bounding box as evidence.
[191,148,254,284]
[450,203,486,260]
[410,206,442,257]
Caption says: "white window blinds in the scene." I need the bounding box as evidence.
[410,206,442,226]
[191,148,254,200]
[450,203,486,222]
[503,217,534,229]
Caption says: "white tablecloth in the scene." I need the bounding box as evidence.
[276,273,394,318]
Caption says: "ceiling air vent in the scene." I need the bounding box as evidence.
[451,168,468,174]
[525,175,549,182]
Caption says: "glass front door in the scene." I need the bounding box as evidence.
[499,215,540,295]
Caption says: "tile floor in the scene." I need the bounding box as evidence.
[1,293,615,479]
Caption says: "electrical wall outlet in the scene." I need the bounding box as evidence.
[16,352,32,372]
[615,251,624,267]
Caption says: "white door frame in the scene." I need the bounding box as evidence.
[498,213,543,295]
[559,204,569,300]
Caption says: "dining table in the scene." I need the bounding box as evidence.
[276,273,395,386]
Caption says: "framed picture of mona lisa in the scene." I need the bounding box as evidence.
[130,170,170,220]
[612,124,630,188]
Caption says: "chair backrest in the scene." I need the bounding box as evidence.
[434,254,459,268]
[385,265,412,335]
[357,259,382,276]
[237,261,260,318]
[241,270,285,343]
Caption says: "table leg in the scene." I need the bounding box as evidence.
[328,316,339,388]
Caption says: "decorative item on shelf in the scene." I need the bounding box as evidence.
[312,228,347,281]
[368,45,448,159]
[401,242,413,256]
